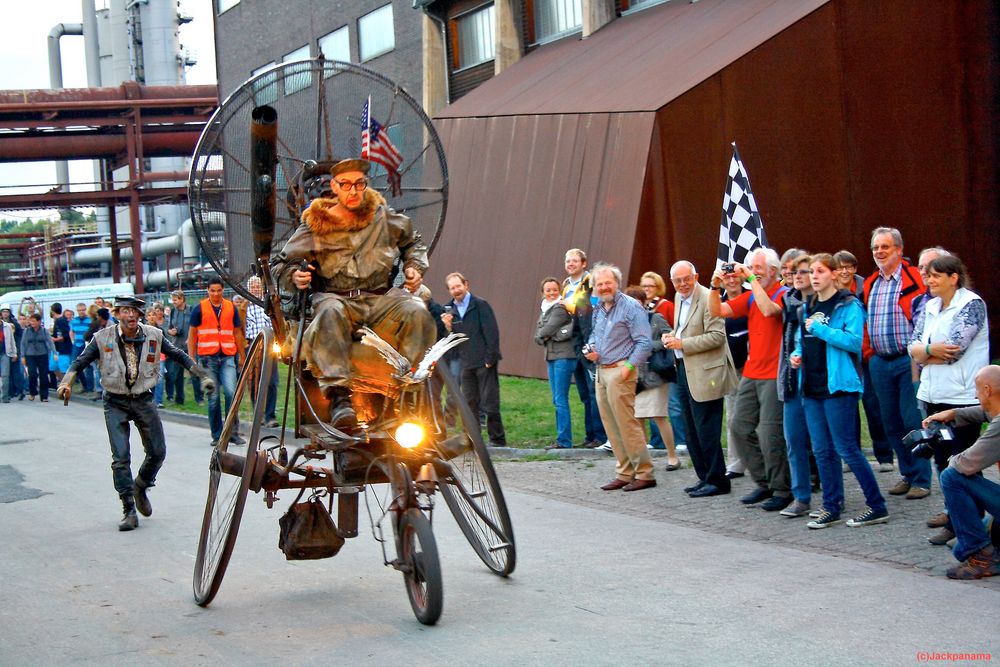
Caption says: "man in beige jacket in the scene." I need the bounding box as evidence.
[664,261,738,497]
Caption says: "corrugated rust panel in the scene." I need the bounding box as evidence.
[633,0,998,343]
[438,0,828,117]
[428,112,654,378]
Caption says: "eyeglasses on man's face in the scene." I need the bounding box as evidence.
[335,179,368,192]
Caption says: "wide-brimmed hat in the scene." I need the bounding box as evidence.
[329,158,370,178]
[111,296,146,315]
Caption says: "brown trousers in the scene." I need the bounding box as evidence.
[300,290,436,391]
[595,363,655,482]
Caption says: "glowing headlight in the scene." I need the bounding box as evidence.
[271,342,282,356]
[395,422,425,449]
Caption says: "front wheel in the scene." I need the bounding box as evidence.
[192,329,273,606]
[399,508,443,625]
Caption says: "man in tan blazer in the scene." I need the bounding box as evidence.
[664,261,739,497]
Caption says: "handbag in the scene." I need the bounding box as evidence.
[648,348,676,382]
[277,485,345,560]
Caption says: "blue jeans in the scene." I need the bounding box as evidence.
[860,362,892,464]
[574,356,607,443]
[783,394,812,504]
[71,345,94,392]
[868,354,931,488]
[804,393,886,515]
[103,392,165,499]
[940,467,1000,561]
[201,354,238,441]
[547,358,575,447]
[668,383,687,445]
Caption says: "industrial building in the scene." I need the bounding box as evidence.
[0,0,216,295]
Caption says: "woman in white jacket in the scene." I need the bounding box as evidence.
[908,254,989,543]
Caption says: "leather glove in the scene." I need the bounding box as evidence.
[57,371,77,402]
[190,364,216,395]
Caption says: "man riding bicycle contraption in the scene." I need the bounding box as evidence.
[271,158,437,432]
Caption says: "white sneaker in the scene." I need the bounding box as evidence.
[596,441,613,452]
[675,444,688,453]
[646,443,654,449]
[877,462,895,473]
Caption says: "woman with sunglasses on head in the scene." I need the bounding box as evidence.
[908,254,989,545]
[791,253,889,529]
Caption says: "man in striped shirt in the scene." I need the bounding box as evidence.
[585,263,655,492]
[245,276,279,428]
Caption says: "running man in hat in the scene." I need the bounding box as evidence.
[58,296,216,531]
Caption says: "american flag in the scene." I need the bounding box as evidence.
[361,97,403,195]
[716,142,769,269]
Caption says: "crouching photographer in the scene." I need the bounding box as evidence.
[920,365,1000,580]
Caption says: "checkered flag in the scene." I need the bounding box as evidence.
[717,142,768,269]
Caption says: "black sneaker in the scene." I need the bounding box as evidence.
[229,434,246,445]
[846,506,889,527]
[760,495,792,512]
[807,510,843,529]
[741,487,773,505]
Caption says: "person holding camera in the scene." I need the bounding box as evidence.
[907,254,989,544]
[536,277,576,449]
[923,365,1000,580]
[790,254,889,529]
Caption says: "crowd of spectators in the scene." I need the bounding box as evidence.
[528,229,997,580]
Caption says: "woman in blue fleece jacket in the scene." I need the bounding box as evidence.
[791,253,889,530]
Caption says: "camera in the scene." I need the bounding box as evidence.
[903,421,955,459]
[721,263,735,274]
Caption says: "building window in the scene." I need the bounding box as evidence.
[358,4,395,62]
[452,4,495,71]
[252,62,277,105]
[622,0,669,14]
[217,0,239,14]
[534,0,582,43]
[282,45,312,96]
[318,26,351,69]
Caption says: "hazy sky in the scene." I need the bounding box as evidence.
[0,0,216,219]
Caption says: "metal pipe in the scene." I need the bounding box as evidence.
[48,22,84,195]
[81,0,102,87]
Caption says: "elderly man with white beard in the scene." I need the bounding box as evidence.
[585,263,655,492]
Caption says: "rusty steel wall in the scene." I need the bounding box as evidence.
[432,0,998,379]
[635,0,999,350]
[428,112,654,378]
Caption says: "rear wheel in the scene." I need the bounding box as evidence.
[433,364,516,576]
[193,330,273,606]
[399,508,443,625]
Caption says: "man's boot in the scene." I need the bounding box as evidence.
[326,387,358,431]
[119,497,139,532]
[133,477,153,517]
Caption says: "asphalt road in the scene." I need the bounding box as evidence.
[1,399,998,666]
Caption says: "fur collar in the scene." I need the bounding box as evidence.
[302,189,384,234]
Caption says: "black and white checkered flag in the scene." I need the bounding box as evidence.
[717,142,768,269]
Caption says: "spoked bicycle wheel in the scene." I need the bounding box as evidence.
[398,508,443,625]
[193,329,273,606]
[433,364,516,576]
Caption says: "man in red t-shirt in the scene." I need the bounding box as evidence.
[710,248,792,511]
